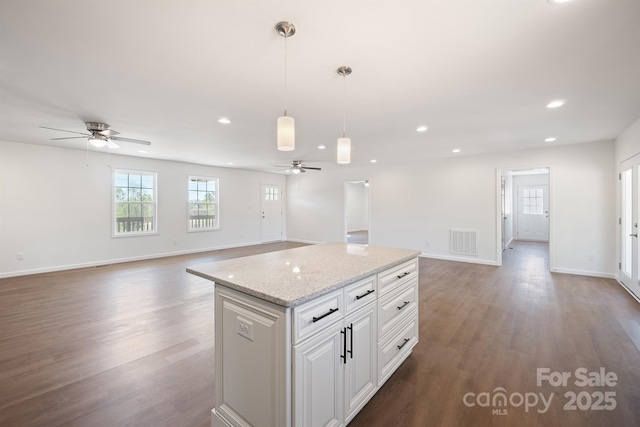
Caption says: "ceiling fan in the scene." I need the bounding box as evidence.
[276,160,321,174]
[40,122,151,149]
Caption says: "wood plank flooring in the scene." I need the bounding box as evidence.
[1,241,639,426]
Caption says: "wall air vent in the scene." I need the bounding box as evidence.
[450,229,478,256]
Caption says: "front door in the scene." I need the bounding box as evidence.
[261,184,282,242]
[517,185,549,241]
[620,155,640,299]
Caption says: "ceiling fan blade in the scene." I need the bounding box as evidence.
[99,129,121,137]
[111,136,151,145]
[51,136,88,140]
[106,140,120,149]
[40,126,89,136]
[303,167,322,170]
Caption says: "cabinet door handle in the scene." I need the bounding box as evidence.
[355,289,375,300]
[397,338,410,350]
[341,328,347,364]
[347,323,353,359]
[397,301,411,311]
[396,271,411,279]
[312,307,339,323]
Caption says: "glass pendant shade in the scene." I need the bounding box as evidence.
[277,115,295,151]
[337,137,351,164]
[89,135,107,147]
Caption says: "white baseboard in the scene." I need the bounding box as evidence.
[0,240,269,279]
[418,252,499,266]
[286,238,326,245]
[614,277,640,303]
[551,268,616,279]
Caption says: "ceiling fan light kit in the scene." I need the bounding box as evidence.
[276,21,296,152]
[40,122,151,149]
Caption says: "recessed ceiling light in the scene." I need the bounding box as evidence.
[317,145,326,150]
[545,137,557,142]
[452,149,461,153]
[416,126,428,132]
[548,0,571,4]
[227,162,234,166]
[138,150,147,153]
[218,117,231,124]
[370,159,377,163]
[546,100,565,109]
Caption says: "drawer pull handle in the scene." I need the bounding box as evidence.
[397,338,410,350]
[355,289,375,300]
[397,301,410,311]
[397,271,411,279]
[312,307,339,323]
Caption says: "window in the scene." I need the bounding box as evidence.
[522,188,543,215]
[265,186,279,201]
[113,169,157,236]
[188,176,219,231]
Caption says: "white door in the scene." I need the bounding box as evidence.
[344,304,377,424]
[294,322,344,427]
[517,185,549,241]
[501,177,507,251]
[620,155,640,298]
[261,184,282,242]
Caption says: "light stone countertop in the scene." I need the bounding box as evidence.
[186,243,421,307]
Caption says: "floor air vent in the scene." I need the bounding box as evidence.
[450,229,478,256]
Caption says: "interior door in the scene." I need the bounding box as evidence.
[517,185,549,241]
[620,155,639,298]
[261,184,282,242]
[501,177,506,251]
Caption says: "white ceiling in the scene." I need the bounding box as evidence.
[1,0,639,173]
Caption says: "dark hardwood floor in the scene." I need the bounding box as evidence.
[1,241,639,426]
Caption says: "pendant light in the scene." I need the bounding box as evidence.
[337,66,352,164]
[275,22,296,151]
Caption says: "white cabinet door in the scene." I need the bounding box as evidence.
[344,304,377,424]
[294,321,344,427]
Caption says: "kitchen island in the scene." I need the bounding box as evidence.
[187,242,421,427]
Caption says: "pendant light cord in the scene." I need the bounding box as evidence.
[342,73,347,137]
[284,34,288,115]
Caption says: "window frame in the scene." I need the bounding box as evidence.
[187,175,220,232]
[112,168,158,237]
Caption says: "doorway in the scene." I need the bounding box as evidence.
[260,184,283,242]
[497,168,551,267]
[345,180,370,245]
[620,154,640,300]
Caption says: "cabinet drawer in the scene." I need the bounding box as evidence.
[344,275,377,314]
[378,278,418,339]
[378,258,418,296]
[378,314,418,387]
[293,289,344,344]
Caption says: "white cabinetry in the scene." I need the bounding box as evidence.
[211,257,419,427]
[293,276,377,426]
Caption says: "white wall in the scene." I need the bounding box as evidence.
[615,117,640,163]
[287,140,616,277]
[346,182,369,232]
[0,140,286,277]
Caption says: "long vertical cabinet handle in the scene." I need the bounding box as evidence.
[347,323,353,359]
[340,328,347,364]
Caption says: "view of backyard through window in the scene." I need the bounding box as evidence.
[189,176,218,231]
[114,170,157,235]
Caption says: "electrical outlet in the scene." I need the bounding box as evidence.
[17,252,24,261]
[237,317,253,341]
[425,241,431,247]
[172,239,177,245]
